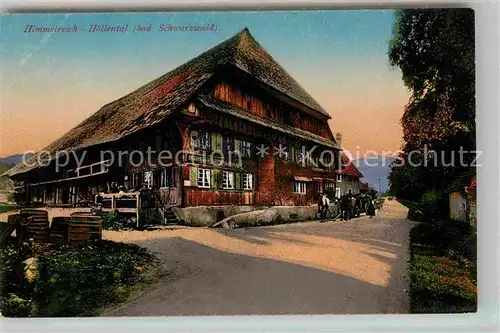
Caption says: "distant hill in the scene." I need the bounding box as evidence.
[0,153,32,166]
[354,156,395,193]
[0,153,33,191]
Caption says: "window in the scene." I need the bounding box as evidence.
[130,173,140,189]
[298,146,306,164]
[243,141,253,157]
[294,181,307,195]
[278,143,289,160]
[161,169,169,187]
[322,151,333,167]
[336,174,342,183]
[222,171,234,189]
[144,171,153,189]
[223,136,234,154]
[198,169,211,188]
[154,168,170,188]
[190,130,198,149]
[335,188,341,198]
[243,173,253,190]
[325,182,335,190]
[312,154,319,166]
[198,131,210,150]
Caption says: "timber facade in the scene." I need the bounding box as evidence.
[4,28,363,225]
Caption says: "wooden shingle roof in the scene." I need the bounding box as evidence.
[4,28,330,177]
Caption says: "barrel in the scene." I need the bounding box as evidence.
[49,216,71,244]
[68,214,102,244]
[19,209,49,243]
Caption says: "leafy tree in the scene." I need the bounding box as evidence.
[388,9,475,203]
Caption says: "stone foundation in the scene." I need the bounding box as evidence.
[173,205,318,227]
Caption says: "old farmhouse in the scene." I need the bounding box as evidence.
[3,28,364,226]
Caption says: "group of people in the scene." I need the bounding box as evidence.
[317,190,377,222]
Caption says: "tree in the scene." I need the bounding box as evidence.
[388,9,475,202]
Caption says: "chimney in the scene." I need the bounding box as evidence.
[335,132,342,148]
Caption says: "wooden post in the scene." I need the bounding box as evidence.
[136,194,141,228]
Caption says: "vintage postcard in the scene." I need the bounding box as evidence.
[0,9,476,317]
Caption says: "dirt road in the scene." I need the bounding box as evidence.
[104,200,413,316]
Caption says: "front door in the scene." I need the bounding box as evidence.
[156,166,181,206]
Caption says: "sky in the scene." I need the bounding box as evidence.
[0,11,410,158]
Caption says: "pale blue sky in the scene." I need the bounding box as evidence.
[1,11,409,156]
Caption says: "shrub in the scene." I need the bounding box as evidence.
[407,208,425,222]
[0,239,34,317]
[0,238,156,317]
[410,219,476,260]
[100,211,121,230]
[420,190,446,221]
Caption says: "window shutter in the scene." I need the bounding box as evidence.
[210,132,217,151]
[235,139,243,155]
[211,132,222,151]
[190,166,198,186]
[253,173,259,191]
[212,169,221,189]
[290,145,296,162]
[235,172,242,190]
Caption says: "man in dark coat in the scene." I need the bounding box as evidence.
[340,194,350,221]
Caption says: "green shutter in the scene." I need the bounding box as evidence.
[211,133,222,151]
[211,169,220,189]
[190,166,198,187]
[210,132,217,151]
[235,172,242,190]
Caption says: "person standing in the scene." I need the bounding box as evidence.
[320,193,330,221]
[366,196,376,218]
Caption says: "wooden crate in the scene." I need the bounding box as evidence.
[68,214,102,244]
[19,209,49,243]
[49,216,71,244]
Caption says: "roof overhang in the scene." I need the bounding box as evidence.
[197,94,340,149]
[294,176,313,182]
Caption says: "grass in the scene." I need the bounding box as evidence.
[0,204,19,214]
[0,237,158,317]
[0,205,11,214]
[409,222,477,313]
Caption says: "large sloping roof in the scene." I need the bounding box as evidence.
[3,28,330,177]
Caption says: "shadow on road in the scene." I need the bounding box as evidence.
[105,201,413,316]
